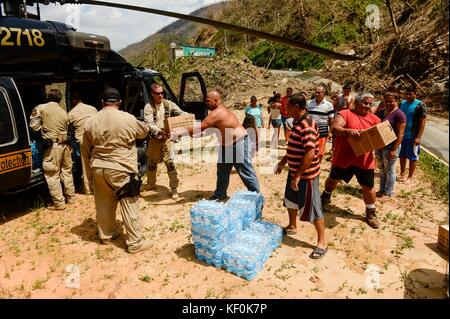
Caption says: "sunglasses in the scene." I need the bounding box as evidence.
[152,91,164,95]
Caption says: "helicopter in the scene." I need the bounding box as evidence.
[0,0,361,194]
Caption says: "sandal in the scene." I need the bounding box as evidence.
[283,227,297,235]
[397,175,407,182]
[309,246,328,259]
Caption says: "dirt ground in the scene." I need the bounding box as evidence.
[0,90,448,299]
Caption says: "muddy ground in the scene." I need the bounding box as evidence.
[0,91,448,299]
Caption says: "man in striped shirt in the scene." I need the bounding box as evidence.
[275,93,327,259]
[307,86,335,163]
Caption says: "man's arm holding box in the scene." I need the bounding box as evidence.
[331,113,361,138]
[168,100,188,117]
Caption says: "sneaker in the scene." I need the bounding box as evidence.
[171,188,179,200]
[321,192,331,206]
[208,194,228,202]
[365,208,380,229]
[100,230,121,245]
[127,239,154,254]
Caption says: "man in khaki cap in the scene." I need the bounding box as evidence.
[81,87,153,253]
[68,92,97,195]
[30,89,75,210]
[142,83,187,200]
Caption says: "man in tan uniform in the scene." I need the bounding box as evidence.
[68,93,97,195]
[30,89,75,210]
[81,87,153,253]
[142,83,187,200]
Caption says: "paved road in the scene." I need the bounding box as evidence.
[421,115,449,164]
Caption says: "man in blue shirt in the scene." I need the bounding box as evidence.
[398,86,427,183]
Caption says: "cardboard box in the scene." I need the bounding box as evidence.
[164,114,196,133]
[348,121,397,156]
[438,224,449,254]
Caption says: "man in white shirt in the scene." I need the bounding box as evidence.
[307,86,334,163]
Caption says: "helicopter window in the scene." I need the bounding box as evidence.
[182,76,204,103]
[124,80,145,118]
[144,76,176,103]
[0,88,17,147]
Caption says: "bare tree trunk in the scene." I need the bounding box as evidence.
[386,0,400,37]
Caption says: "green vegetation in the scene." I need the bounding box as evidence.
[418,152,449,203]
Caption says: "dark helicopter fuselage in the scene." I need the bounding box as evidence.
[0,16,206,194]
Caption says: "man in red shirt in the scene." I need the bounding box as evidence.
[276,93,327,259]
[280,87,293,143]
[321,92,382,228]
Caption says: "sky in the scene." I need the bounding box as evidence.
[33,0,224,50]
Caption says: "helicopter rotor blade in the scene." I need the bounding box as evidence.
[60,0,363,61]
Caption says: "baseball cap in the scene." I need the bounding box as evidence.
[102,87,121,102]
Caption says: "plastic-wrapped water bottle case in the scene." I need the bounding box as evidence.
[190,190,282,280]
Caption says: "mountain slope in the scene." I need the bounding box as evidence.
[119,2,225,64]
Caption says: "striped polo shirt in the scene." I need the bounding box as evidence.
[286,114,320,180]
[307,98,334,138]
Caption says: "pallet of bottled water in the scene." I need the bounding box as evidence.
[190,191,282,280]
[230,190,265,219]
[191,200,230,268]
[221,221,283,280]
[226,198,257,229]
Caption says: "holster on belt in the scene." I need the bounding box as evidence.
[116,174,142,199]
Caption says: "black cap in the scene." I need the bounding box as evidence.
[102,87,121,102]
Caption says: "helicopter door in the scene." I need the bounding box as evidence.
[0,77,32,193]
[179,72,207,121]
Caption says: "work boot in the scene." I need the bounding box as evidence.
[321,191,331,207]
[66,196,75,205]
[100,230,121,245]
[48,205,65,211]
[127,239,154,254]
[365,207,380,229]
[171,188,179,200]
[141,183,156,192]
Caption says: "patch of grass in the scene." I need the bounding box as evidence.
[162,274,170,287]
[95,246,114,260]
[274,259,296,281]
[169,220,185,232]
[205,287,218,299]
[399,234,414,250]
[139,274,153,283]
[32,279,46,290]
[356,287,368,295]
[418,152,449,203]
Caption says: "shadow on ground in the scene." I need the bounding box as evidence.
[404,268,448,298]
[323,204,366,229]
[70,217,126,250]
[141,187,212,205]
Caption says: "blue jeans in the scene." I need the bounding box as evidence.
[215,136,260,198]
[376,146,400,196]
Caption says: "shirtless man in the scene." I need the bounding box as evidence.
[183,91,261,201]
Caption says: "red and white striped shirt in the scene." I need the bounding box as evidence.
[286,115,321,180]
